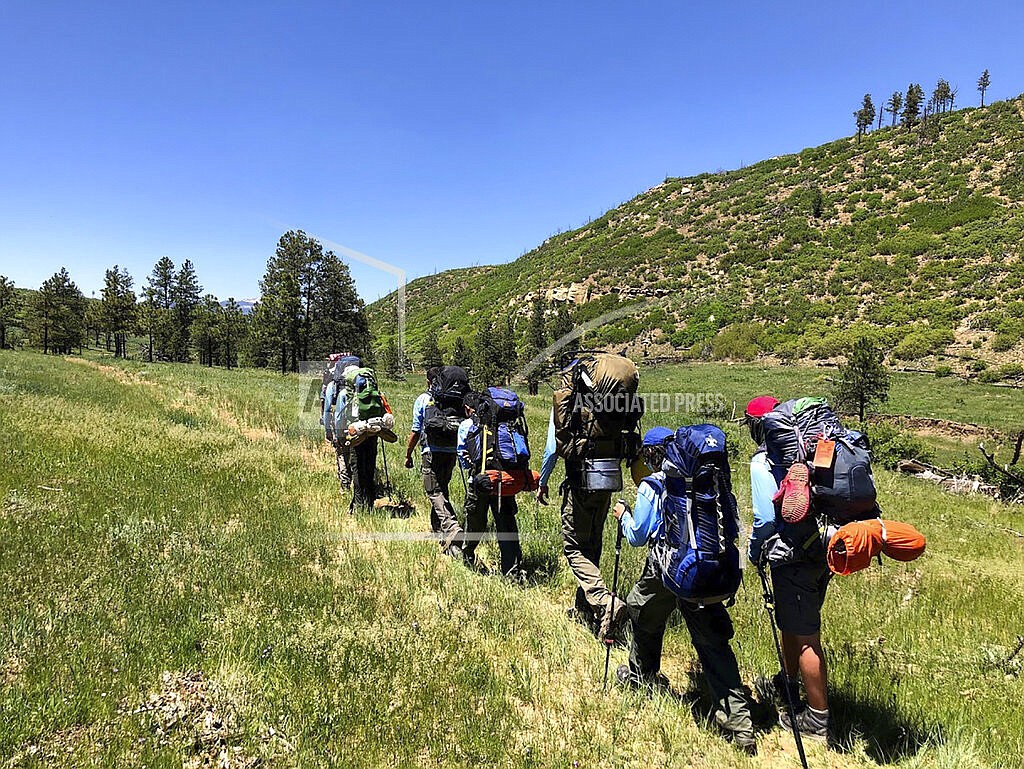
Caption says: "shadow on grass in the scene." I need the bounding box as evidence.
[828,686,940,764]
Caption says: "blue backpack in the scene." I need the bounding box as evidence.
[648,425,742,605]
[466,387,531,472]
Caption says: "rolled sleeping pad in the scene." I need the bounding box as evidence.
[344,413,397,446]
[827,519,927,575]
[473,469,541,497]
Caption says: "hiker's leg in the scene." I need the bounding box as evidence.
[493,495,522,576]
[462,477,487,560]
[352,439,377,508]
[429,453,463,549]
[772,561,831,710]
[680,601,752,732]
[420,450,442,534]
[335,445,352,491]
[626,556,676,680]
[560,486,612,614]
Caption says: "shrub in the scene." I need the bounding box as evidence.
[934,365,953,378]
[864,423,935,470]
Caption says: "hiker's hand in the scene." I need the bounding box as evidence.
[536,485,549,505]
[612,501,626,520]
[404,455,414,469]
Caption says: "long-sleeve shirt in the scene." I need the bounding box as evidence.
[747,449,785,564]
[410,392,456,454]
[538,410,558,486]
[619,473,665,547]
[456,418,475,470]
[322,380,349,439]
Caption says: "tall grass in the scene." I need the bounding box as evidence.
[1,351,1021,767]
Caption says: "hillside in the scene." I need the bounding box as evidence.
[372,97,1024,372]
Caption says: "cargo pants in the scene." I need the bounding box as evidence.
[560,482,615,616]
[421,450,464,549]
[335,444,353,490]
[626,556,753,734]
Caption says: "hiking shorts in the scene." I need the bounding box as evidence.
[771,559,831,636]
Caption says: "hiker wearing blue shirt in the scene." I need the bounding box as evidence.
[456,392,521,575]
[405,368,463,555]
[743,395,831,743]
[611,427,756,755]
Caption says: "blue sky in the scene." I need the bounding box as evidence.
[1,1,1021,302]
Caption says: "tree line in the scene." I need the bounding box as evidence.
[853,69,992,142]
[0,231,371,373]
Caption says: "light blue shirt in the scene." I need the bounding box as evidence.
[322,380,349,438]
[748,450,784,564]
[538,410,558,486]
[456,418,475,470]
[620,473,665,547]
[411,392,456,454]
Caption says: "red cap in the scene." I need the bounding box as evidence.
[744,395,779,419]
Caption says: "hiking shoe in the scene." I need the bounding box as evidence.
[771,671,801,707]
[714,710,757,756]
[616,664,670,693]
[779,706,829,743]
[777,463,811,524]
[598,597,628,644]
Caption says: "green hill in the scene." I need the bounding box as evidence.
[372,97,1024,374]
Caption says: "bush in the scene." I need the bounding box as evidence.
[864,423,935,470]
[934,365,953,378]
[977,369,1002,383]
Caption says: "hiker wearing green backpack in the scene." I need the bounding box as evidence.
[536,353,644,642]
[612,426,756,755]
[744,395,831,743]
[322,355,362,491]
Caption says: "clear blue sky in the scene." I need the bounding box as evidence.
[1,1,1021,302]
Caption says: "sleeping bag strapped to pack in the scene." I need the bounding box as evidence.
[826,519,927,575]
[466,387,532,491]
[423,365,470,447]
[648,425,742,605]
[763,397,878,525]
[552,352,644,462]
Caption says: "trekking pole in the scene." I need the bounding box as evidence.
[757,559,809,769]
[603,511,626,691]
[380,442,393,497]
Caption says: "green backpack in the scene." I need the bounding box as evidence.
[343,367,385,420]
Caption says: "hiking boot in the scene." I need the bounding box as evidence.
[771,671,801,707]
[598,597,628,644]
[779,705,829,743]
[616,664,670,693]
[778,463,811,523]
[714,710,757,756]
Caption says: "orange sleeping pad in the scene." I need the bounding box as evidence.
[827,519,926,576]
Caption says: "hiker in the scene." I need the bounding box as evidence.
[321,354,362,491]
[406,366,469,557]
[536,352,644,640]
[744,395,831,742]
[612,426,756,754]
[457,390,527,576]
[324,360,389,510]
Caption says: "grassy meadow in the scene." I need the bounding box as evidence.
[1,351,1022,767]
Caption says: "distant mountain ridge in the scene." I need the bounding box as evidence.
[371,95,1024,375]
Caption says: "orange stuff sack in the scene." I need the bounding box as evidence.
[474,469,541,497]
[880,520,927,562]
[828,520,884,576]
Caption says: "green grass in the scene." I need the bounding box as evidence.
[2,351,1022,767]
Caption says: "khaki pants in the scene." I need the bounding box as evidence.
[560,483,614,615]
[626,556,752,732]
[421,451,463,548]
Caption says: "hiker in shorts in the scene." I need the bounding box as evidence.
[744,395,831,742]
[537,414,624,641]
[612,426,756,755]
[457,392,522,576]
[406,367,464,557]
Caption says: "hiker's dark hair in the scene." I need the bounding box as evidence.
[463,391,485,413]
[426,367,440,384]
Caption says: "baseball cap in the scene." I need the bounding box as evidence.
[743,396,779,421]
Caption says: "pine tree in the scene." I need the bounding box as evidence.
[449,335,473,372]
[310,250,369,360]
[192,295,223,366]
[419,327,444,370]
[381,336,403,379]
[27,268,85,354]
[933,79,952,113]
[977,69,991,107]
[548,304,577,363]
[886,91,903,127]
[854,94,875,142]
[0,276,20,349]
[171,260,202,362]
[832,336,890,421]
[901,83,924,130]
[258,231,325,372]
[221,299,247,370]
[521,295,548,394]
[146,257,176,361]
[100,265,137,358]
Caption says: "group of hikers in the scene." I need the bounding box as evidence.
[320,350,926,759]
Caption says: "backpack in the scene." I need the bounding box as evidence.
[552,353,644,462]
[466,386,531,474]
[763,397,879,526]
[648,425,742,604]
[342,367,385,423]
[423,366,470,446]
